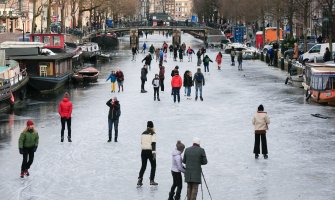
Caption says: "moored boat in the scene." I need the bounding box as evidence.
[78,42,100,62]
[308,67,335,105]
[72,67,99,83]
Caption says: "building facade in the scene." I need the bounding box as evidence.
[174,0,192,21]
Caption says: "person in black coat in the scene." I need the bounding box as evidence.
[171,66,179,77]
[183,71,193,99]
[324,47,331,62]
[106,97,121,142]
[142,54,153,70]
[141,65,148,93]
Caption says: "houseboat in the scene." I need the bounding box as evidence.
[0,57,29,112]
[308,67,335,105]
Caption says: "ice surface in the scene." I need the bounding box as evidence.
[0,33,335,200]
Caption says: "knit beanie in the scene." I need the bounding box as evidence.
[258,104,264,111]
[193,137,200,145]
[27,120,34,126]
[147,121,154,128]
[176,140,185,152]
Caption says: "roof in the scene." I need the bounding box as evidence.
[311,67,335,74]
[0,41,45,49]
[10,53,73,61]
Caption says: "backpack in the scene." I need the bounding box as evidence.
[195,73,203,82]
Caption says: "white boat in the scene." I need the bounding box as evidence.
[78,42,100,62]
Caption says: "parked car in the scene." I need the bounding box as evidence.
[284,43,315,60]
[300,43,335,64]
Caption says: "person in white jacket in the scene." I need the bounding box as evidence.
[252,104,270,159]
[168,140,185,200]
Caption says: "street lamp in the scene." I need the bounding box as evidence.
[21,15,26,41]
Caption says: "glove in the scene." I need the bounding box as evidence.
[33,147,37,152]
[19,148,23,155]
[152,152,156,160]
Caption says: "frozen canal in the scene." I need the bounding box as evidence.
[1,33,335,200]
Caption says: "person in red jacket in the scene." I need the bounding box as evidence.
[171,71,183,103]
[58,92,73,142]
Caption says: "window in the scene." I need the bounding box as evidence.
[309,45,321,53]
[33,36,41,42]
[43,36,50,46]
[53,36,61,46]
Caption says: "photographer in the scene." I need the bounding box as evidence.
[106,97,121,142]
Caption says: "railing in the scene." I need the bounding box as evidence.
[0,81,11,101]
[8,69,27,86]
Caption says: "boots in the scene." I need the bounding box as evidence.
[137,178,143,186]
[114,137,118,142]
[200,96,203,101]
[150,180,158,185]
[168,192,174,200]
[20,172,24,178]
[24,169,30,176]
[157,97,160,101]
[108,131,112,142]
[61,137,64,142]
[68,137,72,142]
[174,194,181,200]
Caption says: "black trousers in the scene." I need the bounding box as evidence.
[61,117,71,138]
[170,171,183,198]
[138,150,156,181]
[231,56,235,64]
[159,78,164,91]
[21,147,35,172]
[154,87,159,98]
[141,79,146,90]
[172,87,180,102]
[253,134,268,155]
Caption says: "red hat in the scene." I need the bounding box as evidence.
[27,120,34,126]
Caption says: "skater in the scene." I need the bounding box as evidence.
[169,44,174,57]
[173,45,178,61]
[171,66,179,77]
[196,49,202,66]
[201,47,206,59]
[149,44,155,59]
[237,51,243,71]
[183,70,190,96]
[252,104,270,159]
[178,47,184,62]
[181,43,186,56]
[159,65,165,92]
[183,137,208,200]
[164,49,168,62]
[19,120,39,178]
[106,70,117,93]
[155,48,160,62]
[163,41,168,52]
[215,52,223,70]
[152,74,160,101]
[141,42,147,54]
[187,47,195,62]
[137,121,158,186]
[184,71,193,100]
[58,92,73,142]
[230,46,236,66]
[115,69,124,92]
[168,140,186,200]
[141,65,148,93]
[171,71,182,103]
[203,55,213,73]
[159,49,164,66]
[106,97,121,142]
[193,68,205,101]
[132,45,139,61]
[142,53,153,71]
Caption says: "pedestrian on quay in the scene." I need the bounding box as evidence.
[230,46,236,66]
[106,70,117,93]
[267,48,274,66]
[137,121,158,187]
[142,53,153,71]
[19,120,39,178]
[203,55,213,73]
[184,71,193,100]
[106,97,121,142]
[183,70,190,96]
[149,44,155,60]
[183,137,208,200]
[252,104,270,159]
[193,68,205,101]
[179,47,184,62]
[187,47,195,62]
[237,51,243,71]
[152,74,160,101]
[58,92,73,142]
[216,51,223,70]
[141,65,148,93]
[293,43,299,60]
[159,65,165,92]
[324,47,331,62]
[141,42,147,54]
[168,140,186,200]
[132,45,139,61]
[171,71,183,103]
[196,49,202,66]
[115,69,124,92]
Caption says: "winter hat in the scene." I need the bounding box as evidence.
[175,66,179,70]
[26,120,34,126]
[147,121,154,128]
[197,68,201,72]
[176,140,185,151]
[258,104,264,111]
[193,137,200,145]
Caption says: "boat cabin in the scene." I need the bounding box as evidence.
[305,63,335,87]
[310,67,335,91]
[30,33,65,52]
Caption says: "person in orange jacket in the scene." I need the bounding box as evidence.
[58,92,73,142]
[171,71,183,103]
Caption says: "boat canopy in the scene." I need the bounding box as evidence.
[311,67,335,90]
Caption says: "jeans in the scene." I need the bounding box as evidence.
[170,171,183,198]
[204,64,209,72]
[197,58,201,66]
[238,61,242,70]
[21,147,35,172]
[253,133,268,155]
[108,118,119,139]
[231,56,235,64]
[138,150,156,181]
[141,79,146,91]
[154,87,159,99]
[61,117,71,139]
[159,78,164,91]
[187,86,191,97]
[172,87,181,103]
[117,81,123,92]
[195,85,202,97]
[187,183,199,200]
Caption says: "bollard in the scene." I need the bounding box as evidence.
[266,53,270,64]
[261,52,264,61]
[288,60,292,73]
[280,57,284,70]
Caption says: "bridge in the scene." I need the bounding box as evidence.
[83,25,212,48]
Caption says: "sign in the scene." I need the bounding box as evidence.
[191,16,198,23]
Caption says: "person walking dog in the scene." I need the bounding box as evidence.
[252,104,270,159]
[19,120,39,178]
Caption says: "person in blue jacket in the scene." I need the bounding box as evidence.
[106,70,117,93]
